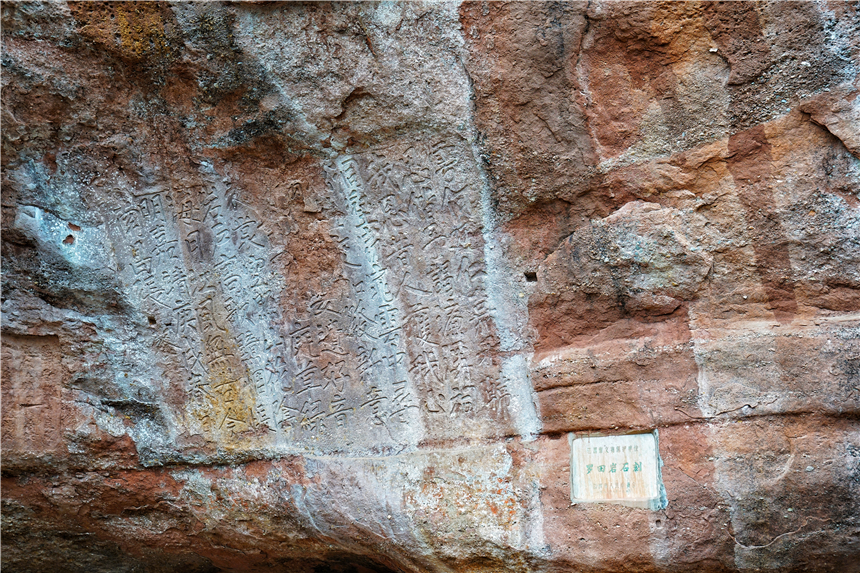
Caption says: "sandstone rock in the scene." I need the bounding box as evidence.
[800,80,860,159]
[2,2,859,572]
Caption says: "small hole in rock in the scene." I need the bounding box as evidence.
[68,222,81,231]
[148,316,156,326]
[524,271,537,282]
[63,235,75,245]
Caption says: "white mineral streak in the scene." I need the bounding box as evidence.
[499,353,541,441]
[319,153,423,449]
[470,74,542,443]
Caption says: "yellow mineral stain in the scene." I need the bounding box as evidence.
[188,292,262,451]
[115,3,170,61]
[69,2,172,63]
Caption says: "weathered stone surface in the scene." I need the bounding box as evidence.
[2,1,859,572]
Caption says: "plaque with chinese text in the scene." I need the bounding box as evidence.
[569,432,666,509]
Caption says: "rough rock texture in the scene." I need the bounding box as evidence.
[2,2,859,572]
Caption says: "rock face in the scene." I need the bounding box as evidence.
[2,2,859,572]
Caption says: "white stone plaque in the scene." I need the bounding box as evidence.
[569,432,666,509]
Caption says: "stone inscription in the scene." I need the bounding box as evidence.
[0,335,67,456]
[569,433,665,509]
[277,153,422,446]
[86,135,517,457]
[100,162,289,447]
[321,140,515,440]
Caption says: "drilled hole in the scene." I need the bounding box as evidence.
[63,235,75,245]
[68,222,81,231]
[524,271,537,282]
[148,316,156,326]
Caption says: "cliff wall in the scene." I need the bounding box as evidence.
[2,2,859,572]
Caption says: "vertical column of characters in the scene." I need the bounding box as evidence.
[359,154,420,431]
[338,155,412,435]
[207,180,286,437]
[183,185,257,438]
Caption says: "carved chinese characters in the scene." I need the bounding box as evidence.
[569,433,666,509]
[322,139,517,441]
[0,335,69,457]
[102,164,288,449]
[86,133,521,459]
